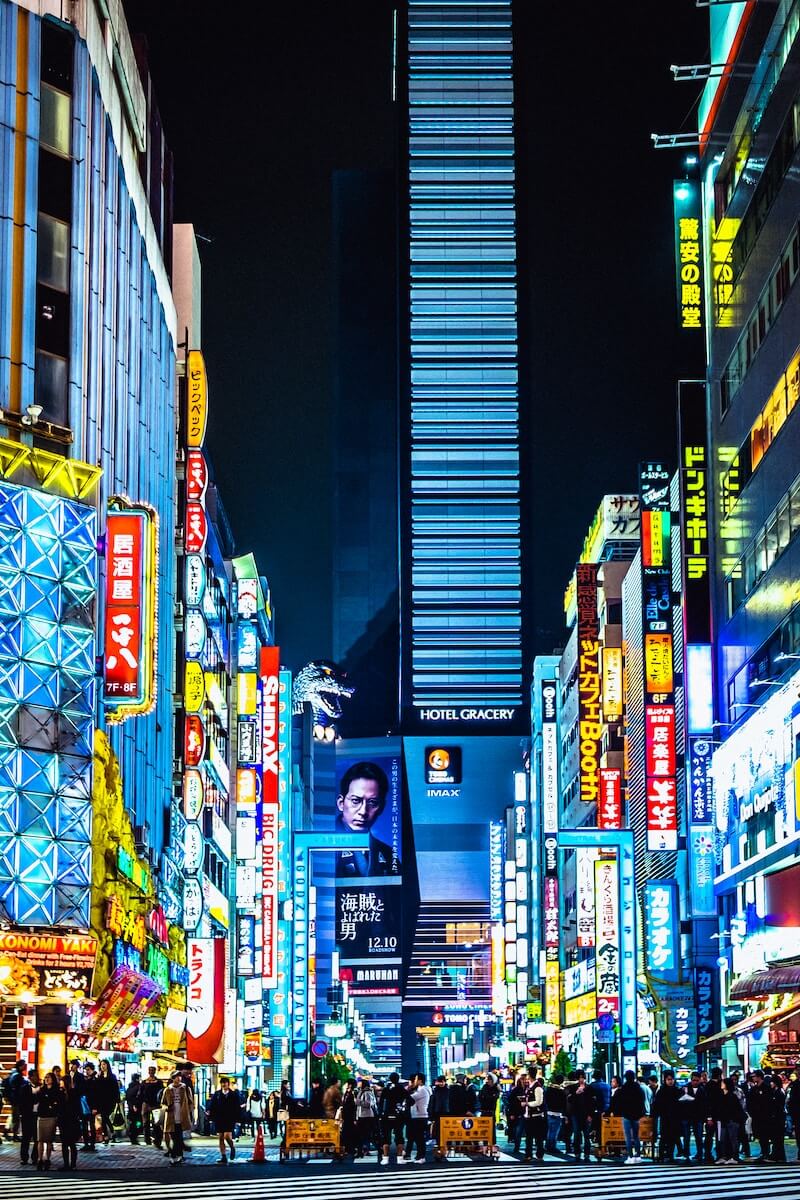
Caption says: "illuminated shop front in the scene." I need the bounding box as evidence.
[706,671,800,1067]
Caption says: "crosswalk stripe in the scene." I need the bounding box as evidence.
[0,1162,793,1199]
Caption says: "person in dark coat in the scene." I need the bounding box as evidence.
[340,1080,358,1158]
[765,1073,787,1162]
[429,1075,449,1151]
[448,1074,474,1117]
[505,1077,526,1153]
[308,1079,325,1117]
[617,1069,646,1163]
[565,1071,596,1161]
[207,1076,241,1163]
[680,1071,707,1161]
[81,1063,98,1151]
[716,1078,745,1163]
[18,1070,39,1167]
[545,1072,568,1153]
[58,1074,81,1171]
[520,1071,547,1162]
[95,1060,121,1143]
[652,1071,684,1162]
[125,1074,142,1144]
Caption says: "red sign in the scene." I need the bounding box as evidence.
[186,937,225,1063]
[543,875,559,954]
[184,715,205,768]
[260,647,280,988]
[598,768,623,829]
[185,502,207,554]
[104,509,153,713]
[146,906,169,946]
[647,777,678,851]
[186,450,208,505]
[645,706,676,776]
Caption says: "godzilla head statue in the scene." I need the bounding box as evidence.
[292,660,355,741]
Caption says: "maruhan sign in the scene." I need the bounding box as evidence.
[420,707,517,721]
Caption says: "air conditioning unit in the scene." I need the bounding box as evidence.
[134,822,150,854]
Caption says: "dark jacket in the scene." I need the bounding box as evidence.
[380,1083,408,1119]
[429,1084,450,1116]
[448,1082,474,1117]
[719,1089,745,1126]
[787,1078,800,1119]
[705,1078,724,1121]
[95,1071,121,1113]
[616,1079,646,1121]
[506,1084,525,1119]
[566,1080,596,1122]
[652,1082,684,1125]
[140,1077,163,1107]
[590,1079,611,1114]
[37,1083,64,1120]
[545,1083,567,1114]
[125,1079,142,1112]
[208,1088,242,1132]
[478,1082,500,1117]
[308,1085,325,1117]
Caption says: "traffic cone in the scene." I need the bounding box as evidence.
[251,1126,265,1163]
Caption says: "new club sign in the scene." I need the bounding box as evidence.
[104,502,157,720]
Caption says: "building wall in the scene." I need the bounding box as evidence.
[0,5,176,865]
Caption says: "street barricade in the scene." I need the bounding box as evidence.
[597,1114,656,1161]
[436,1115,498,1160]
[281,1118,341,1161]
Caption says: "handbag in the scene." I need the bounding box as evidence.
[111,1104,126,1130]
[80,1095,91,1117]
[277,1108,290,1122]
[334,1106,343,1124]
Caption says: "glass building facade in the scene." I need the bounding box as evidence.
[402,0,524,725]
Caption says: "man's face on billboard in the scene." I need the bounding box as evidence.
[338,777,382,831]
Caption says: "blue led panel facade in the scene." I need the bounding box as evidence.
[404,1,524,722]
[0,482,97,927]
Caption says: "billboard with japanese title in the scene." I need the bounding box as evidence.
[104,504,157,719]
[576,563,601,804]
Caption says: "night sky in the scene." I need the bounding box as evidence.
[124,1,706,669]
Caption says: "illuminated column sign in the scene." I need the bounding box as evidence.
[594,857,620,1018]
[673,179,703,331]
[639,462,678,851]
[576,563,601,804]
[598,767,622,829]
[541,675,560,1024]
[260,646,280,988]
[489,821,505,921]
[104,503,157,720]
[292,841,308,1096]
[643,880,679,981]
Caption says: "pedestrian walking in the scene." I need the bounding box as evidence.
[429,1075,449,1154]
[521,1070,546,1162]
[18,1068,39,1167]
[448,1073,474,1117]
[340,1080,358,1158]
[3,1059,27,1140]
[162,1071,192,1165]
[81,1062,98,1151]
[139,1065,163,1145]
[354,1077,379,1158]
[58,1074,81,1171]
[617,1069,646,1164]
[308,1078,325,1117]
[379,1071,408,1164]
[266,1087,281,1139]
[95,1059,121,1143]
[565,1070,595,1161]
[408,1072,431,1164]
[506,1075,526,1153]
[36,1071,62,1170]
[207,1076,241,1163]
[125,1072,142,1143]
[652,1070,684,1162]
[544,1072,567,1153]
[715,1077,745,1164]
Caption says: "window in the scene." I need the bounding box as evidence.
[40,84,70,157]
[34,351,67,425]
[37,213,69,291]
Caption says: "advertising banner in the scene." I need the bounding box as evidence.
[186,937,226,1063]
[541,679,559,833]
[261,647,280,988]
[598,767,622,829]
[0,932,96,1000]
[104,506,156,718]
[575,564,601,804]
[334,752,403,995]
[644,880,679,980]
[594,857,620,1018]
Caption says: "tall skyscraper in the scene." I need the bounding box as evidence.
[399,0,527,734]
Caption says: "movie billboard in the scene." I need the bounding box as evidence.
[334,753,403,996]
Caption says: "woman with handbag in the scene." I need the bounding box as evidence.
[36,1072,62,1170]
[95,1060,121,1143]
[265,1089,280,1139]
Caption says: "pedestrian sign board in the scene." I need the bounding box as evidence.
[437,1116,494,1155]
[284,1119,341,1157]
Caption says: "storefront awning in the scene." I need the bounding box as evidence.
[730,966,800,999]
[696,995,800,1049]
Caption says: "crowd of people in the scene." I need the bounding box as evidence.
[2,1056,798,1170]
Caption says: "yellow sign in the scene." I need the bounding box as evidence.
[186,350,208,449]
[564,990,596,1027]
[238,672,257,716]
[644,633,674,694]
[437,1116,494,1150]
[491,922,505,1015]
[602,647,623,720]
[285,1119,340,1152]
[184,660,205,714]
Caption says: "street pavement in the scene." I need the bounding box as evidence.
[0,1136,796,1198]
